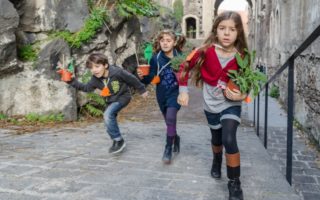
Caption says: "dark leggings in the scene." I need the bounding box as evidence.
[210,119,239,154]
[162,107,178,137]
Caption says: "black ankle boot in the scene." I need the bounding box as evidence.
[211,152,222,179]
[162,136,174,164]
[162,144,172,164]
[173,135,180,153]
[228,178,243,200]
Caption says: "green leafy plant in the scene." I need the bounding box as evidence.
[25,113,64,122]
[173,0,184,22]
[170,53,188,72]
[80,71,106,117]
[17,45,38,61]
[115,0,158,17]
[227,49,267,97]
[0,113,7,120]
[54,7,108,48]
[269,84,280,98]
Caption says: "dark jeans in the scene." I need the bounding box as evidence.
[103,102,125,141]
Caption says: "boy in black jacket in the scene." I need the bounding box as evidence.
[60,53,148,154]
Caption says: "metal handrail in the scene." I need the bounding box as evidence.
[254,23,320,185]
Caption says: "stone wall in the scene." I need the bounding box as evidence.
[0,0,143,120]
[252,0,320,145]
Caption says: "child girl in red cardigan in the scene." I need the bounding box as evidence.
[178,11,248,200]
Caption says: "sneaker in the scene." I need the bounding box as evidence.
[109,139,126,154]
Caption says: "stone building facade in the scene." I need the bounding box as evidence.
[155,0,252,39]
[251,0,320,145]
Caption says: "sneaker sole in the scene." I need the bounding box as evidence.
[110,142,126,154]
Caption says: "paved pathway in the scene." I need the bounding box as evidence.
[244,93,320,200]
[0,87,301,200]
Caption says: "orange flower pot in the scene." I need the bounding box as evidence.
[137,64,150,76]
[227,79,240,91]
[223,79,240,98]
[57,69,72,82]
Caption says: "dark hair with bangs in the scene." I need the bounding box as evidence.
[86,53,109,68]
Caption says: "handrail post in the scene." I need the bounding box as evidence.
[264,82,269,148]
[253,98,256,126]
[286,58,294,185]
[257,93,260,136]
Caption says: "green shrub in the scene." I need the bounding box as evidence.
[269,84,280,98]
[173,0,183,22]
[116,0,158,17]
[17,45,37,61]
[0,113,7,120]
[54,7,108,48]
[80,71,106,117]
[25,113,64,123]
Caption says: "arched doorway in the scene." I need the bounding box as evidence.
[186,17,196,39]
[182,14,199,39]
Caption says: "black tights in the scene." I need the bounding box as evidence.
[210,119,239,154]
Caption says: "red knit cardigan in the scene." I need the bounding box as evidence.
[178,45,239,88]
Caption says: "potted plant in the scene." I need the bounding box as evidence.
[226,49,267,101]
[136,42,153,76]
[169,49,197,84]
[56,55,75,82]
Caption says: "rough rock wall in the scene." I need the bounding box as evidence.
[0,0,20,75]
[252,0,320,144]
[0,0,143,120]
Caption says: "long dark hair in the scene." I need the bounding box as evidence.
[181,11,248,87]
[152,29,186,53]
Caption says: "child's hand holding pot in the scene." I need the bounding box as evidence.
[137,68,144,79]
[178,92,189,106]
[224,87,247,101]
[56,61,73,83]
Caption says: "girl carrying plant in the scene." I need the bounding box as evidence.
[137,29,186,164]
[178,11,247,200]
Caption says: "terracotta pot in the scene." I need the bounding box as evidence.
[137,64,150,76]
[224,79,240,97]
[227,79,240,91]
[57,69,72,82]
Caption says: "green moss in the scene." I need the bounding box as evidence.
[17,44,38,61]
